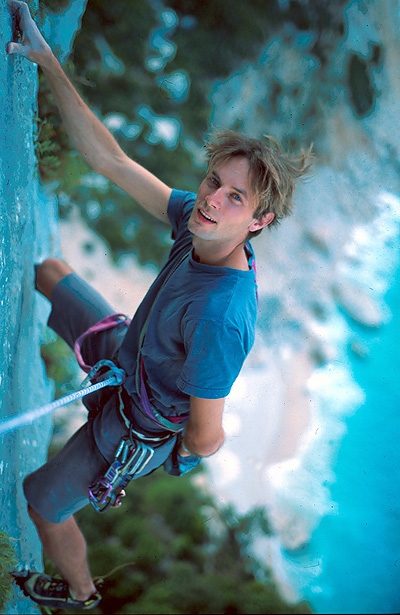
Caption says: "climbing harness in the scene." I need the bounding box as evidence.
[1,251,204,509]
[70,312,159,512]
[74,313,131,373]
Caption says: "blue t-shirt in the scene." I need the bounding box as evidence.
[118,189,258,420]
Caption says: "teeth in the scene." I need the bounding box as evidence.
[200,209,216,223]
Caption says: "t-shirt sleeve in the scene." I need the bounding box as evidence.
[167,189,197,240]
[177,317,249,399]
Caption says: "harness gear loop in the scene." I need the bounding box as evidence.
[74,312,181,512]
[88,436,154,512]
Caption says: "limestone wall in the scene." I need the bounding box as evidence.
[0,1,56,612]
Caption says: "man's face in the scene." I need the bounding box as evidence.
[188,156,263,246]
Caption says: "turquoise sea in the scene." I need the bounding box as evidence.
[312,274,400,614]
[281,248,400,613]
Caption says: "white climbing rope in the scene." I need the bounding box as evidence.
[0,361,125,437]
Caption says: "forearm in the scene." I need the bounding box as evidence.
[178,433,225,458]
[8,1,172,220]
[41,55,124,175]
[179,395,226,457]
[179,425,225,458]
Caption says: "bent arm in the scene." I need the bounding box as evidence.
[179,396,225,458]
[7,0,172,223]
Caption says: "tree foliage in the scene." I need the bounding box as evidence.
[38,0,348,267]
[45,467,311,614]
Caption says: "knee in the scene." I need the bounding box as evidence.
[27,503,56,530]
[36,257,72,283]
[35,258,74,300]
[27,503,38,521]
[27,503,43,527]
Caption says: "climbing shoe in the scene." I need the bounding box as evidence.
[11,570,102,610]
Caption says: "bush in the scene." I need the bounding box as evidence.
[50,468,314,614]
[0,531,17,612]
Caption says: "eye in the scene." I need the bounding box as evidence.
[209,175,220,187]
[231,192,242,203]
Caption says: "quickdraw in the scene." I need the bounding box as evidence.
[88,436,154,512]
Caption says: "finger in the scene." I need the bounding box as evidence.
[6,41,29,57]
[6,0,26,19]
[8,0,33,30]
[6,0,28,11]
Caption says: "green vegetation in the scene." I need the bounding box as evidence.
[346,46,382,118]
[40,335,80,398]
[37,0,350,267]
[43,466,311,614]
[0,532,17,612]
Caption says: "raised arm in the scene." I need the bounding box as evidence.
[6,0,172,223]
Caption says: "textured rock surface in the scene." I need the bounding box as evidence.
[0,2,57,612]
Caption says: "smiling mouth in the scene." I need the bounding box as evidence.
[199,208,217,223]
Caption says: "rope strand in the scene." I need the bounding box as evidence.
[0,362,125,437]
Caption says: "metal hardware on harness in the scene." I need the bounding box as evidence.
[88,436,154,512]
[81,359,126,389]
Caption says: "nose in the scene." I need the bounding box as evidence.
[206,187,223,209]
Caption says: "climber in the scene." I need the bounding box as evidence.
[7,0,312,611]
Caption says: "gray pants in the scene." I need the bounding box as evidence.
[23,274,175,523]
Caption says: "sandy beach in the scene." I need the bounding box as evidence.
[202,345,312,512]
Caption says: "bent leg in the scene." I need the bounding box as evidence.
[40,261,123,362]
[35,257,74,301]
[28,506,96,601]
[23,423,110,598]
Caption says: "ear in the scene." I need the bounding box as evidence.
[249,212,275,232]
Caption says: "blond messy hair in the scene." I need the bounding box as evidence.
[204,128,313,234]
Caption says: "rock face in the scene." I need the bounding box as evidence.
[1,0,399,611]
[0,2,57,612]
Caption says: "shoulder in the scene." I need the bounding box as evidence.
[185,263,258,328]
[168,189,197,237]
